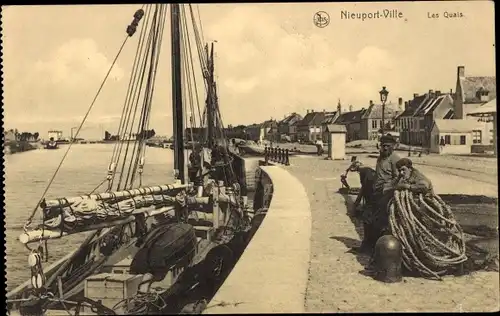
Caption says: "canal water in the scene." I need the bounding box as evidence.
[4,144,177,291]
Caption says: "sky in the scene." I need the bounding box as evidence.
[2,1,496,139]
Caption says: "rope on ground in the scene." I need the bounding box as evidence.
[389,190,467,280]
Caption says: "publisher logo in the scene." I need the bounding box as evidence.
[314,11,330,28]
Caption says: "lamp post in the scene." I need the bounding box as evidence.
[379,86,389,136]
[70,126,78,142]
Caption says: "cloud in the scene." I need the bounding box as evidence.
[34,38,125,86]
[4,38,127,125]
[205,7,401,124]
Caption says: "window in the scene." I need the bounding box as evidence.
[444,135,451,144]
[435,135,440,145]
[372,120,378,129]
[490,129,494,144]
[472,130,482,144]
[460,135,466,145]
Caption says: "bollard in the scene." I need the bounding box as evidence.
[285,149,290,165]
[264,147,269,164]
[278,148,283,164]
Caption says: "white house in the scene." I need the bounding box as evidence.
[48,130,63,141]
[430,119,486,154]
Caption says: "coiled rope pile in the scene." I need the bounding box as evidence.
[388,190,467,280]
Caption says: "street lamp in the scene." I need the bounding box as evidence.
[379,86,389,135]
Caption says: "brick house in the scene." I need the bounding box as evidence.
[454,65,496,119]
[335,108,367,142]
[413,91,455,148]
[359,100,399,140]
[245,120,278,142]
[278,112,303,142]
[453,65,496,146]
[297,109,338,143]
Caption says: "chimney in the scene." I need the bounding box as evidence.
[337,100,342,115]
[457,66,465,78]
[435,90,441,96]
[349,105,353,112]
[369,100,374,106]
[404,101,409,110]
[398,97,403,108]
[413,93,419,98]
[306,109,309,114]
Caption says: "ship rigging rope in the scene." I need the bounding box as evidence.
[388,190,467,280]
[24,33,134,232]
[108,4,168,191]
[113,5,158,191]
[108,4,152,186]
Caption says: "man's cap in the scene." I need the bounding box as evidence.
[380,134,397,144]
[396,158,413,169]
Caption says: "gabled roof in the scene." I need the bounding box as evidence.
[298,111,336,126]
[399,94,429,117]
[336,109,366,124]
[467,98,497,116]
[298,112,318,126]
[460,76,496,103]
[415,94,453,116]
[433,119,483,133]
[362,103,398,119]
[443,109,455,119]
[279,113,303,126]
[321,111,338,125]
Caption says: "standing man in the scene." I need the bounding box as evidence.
[369,134,401,243]
[344,160,377,253]
[315,138,324,156]
[188,143,202,184]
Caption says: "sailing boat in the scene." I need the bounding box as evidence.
[7,4,258,315]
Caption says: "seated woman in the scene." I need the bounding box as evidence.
[394,158,434,195]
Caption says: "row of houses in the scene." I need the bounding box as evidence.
[250,99,402,144]
[244,66,495,155]
[394,66,496,154]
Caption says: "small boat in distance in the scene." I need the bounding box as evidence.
[44,137,59,150]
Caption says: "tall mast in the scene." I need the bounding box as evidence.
[171,3,185,183]
[206,43,215,148]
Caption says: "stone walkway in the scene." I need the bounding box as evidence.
[285,156,499,313]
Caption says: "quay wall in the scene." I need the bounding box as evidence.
[205,165,312,313]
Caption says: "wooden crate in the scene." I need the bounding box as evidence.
[84,273,143,314]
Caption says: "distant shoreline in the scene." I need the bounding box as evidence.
[3,141,42,155]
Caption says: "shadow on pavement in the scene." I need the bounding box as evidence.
[329,186,373,268]
[333,191,499,273]
[442,194,499,272]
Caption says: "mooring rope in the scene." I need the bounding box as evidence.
[389,190,467,280]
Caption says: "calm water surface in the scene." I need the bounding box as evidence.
[5,144,177,291]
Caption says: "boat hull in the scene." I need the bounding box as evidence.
[44,141,59,150]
